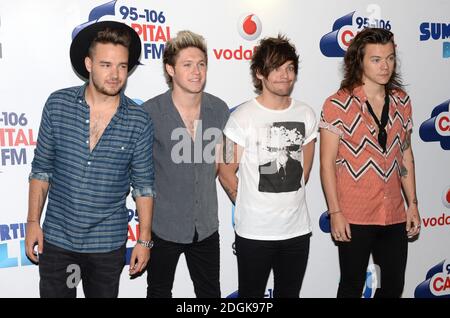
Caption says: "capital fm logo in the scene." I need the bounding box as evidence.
[126,208,142,265]
[72,0,171,61]
[415,260,450,298]
[0,112,37,172]
[237,14,262,41]
[0,222,33,269]
[419,99,450,150]
[320,5,392,57]
[226,288,273,298]
[419,22,450,58]
[212,13,262,61]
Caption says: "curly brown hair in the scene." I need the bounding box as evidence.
[340,28,403,93]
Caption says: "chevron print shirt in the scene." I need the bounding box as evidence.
[319,86,413,225]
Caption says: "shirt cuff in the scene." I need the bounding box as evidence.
[407,121,413,132]
[319,121,344,137]
[304,130,318,145]
[132,187,156,199]
[29,172,52,182]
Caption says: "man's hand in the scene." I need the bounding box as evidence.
[330,212,352,242]
[406,204,421,238]
[25,221,43,263]
[129,244,150,276]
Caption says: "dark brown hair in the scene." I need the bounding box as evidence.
[88,27,131,58]
[250,34,299,93]
[340,28,403,93]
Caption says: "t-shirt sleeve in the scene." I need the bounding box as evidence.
[304,107,318,145]
[223,113,246,147]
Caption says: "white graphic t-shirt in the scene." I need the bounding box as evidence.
[224,98,318,240]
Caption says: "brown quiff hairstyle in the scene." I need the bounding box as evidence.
[88,28,131,58]
[162,30,207,87]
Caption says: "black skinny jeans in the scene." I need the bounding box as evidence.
[146,231,220,298]
[235,232,311,298]
[337,222,408,298]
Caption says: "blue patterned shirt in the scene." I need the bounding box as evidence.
[30,85,154,253]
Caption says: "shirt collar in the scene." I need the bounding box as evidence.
[351,85,403,108]
[161,89,213,115]
[351,85,401,136]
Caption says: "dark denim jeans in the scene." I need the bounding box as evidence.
[39,240,126,298]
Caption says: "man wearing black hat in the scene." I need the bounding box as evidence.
[25,21,155,298]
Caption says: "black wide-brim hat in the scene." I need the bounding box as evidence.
[70,21,141,80]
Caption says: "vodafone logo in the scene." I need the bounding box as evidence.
[213,14,261,60]
[237,13,262,41]
[443,186,450,208]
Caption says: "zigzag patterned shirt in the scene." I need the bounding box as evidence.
[319,86,413,225]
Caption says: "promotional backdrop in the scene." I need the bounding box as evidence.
[0,0,449,298]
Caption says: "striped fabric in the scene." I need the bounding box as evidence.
[30,85,154,252]
[319,86,413,225]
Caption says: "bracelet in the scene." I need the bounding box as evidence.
[26,220,39,223]
[411,199,418,205]
[327,210,342,215]
[137,239,154,249]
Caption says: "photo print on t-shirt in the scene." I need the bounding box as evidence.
[258,121,305,193]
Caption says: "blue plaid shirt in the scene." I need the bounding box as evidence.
[30,85,155,253]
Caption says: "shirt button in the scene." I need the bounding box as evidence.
[87,161,91,165]
[86,119,89,124]
[86,140,89,144]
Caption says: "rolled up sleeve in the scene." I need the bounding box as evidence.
[30,101,55,183]
[319,97,344,137]
[131,115,155,199]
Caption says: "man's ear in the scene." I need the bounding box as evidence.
[256,71,264,80]
[85,56,92,74]
[165,64,175,77]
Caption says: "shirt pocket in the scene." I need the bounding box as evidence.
[97,140,134,173]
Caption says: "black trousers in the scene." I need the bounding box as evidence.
[146,231,220,298]
[39,241,126,298]
[337,222,408,298]
[235,233,311,298]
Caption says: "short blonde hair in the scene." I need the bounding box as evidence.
[163,30,208,87]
